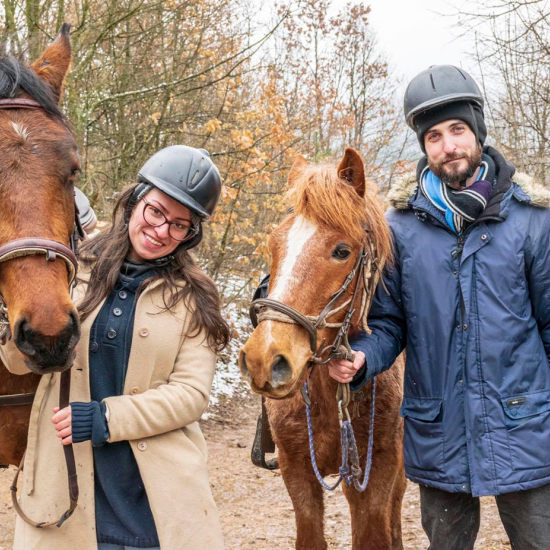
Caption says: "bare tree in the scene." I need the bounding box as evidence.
[459,0,550,183]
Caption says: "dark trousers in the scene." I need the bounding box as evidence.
[420,483,550,550]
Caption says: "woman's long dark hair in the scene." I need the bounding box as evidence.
[78,184,230,351]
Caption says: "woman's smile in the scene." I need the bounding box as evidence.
[143,232,164,248]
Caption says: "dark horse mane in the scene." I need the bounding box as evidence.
[0,54,66,123]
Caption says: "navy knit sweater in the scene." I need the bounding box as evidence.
[71,261,160,548]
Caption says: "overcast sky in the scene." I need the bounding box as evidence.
[334,0,478,87]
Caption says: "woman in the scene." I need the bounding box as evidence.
[1,145,230,550]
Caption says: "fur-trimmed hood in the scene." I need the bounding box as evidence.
[387,170,550,210]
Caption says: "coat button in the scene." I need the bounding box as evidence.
[113,308,122,316]
[107,329,117,339]
[139,328,149,337]
[130,386,140,395]
[453,270,458,275]
[481,234,487,241]
[90,342,99,352]
[463,324,468,331]
[119,290,128,299]
[137,441,148,451]
[456,324,461,330]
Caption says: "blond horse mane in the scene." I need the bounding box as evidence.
[285,162,393,270]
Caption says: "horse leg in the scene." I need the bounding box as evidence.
[279,450,328,550]
[343,458,405,550]
[390,464,407,549]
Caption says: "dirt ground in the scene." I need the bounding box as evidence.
[0,392,511,550]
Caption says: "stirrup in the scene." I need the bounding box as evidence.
[251,414,279,470]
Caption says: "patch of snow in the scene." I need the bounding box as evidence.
[203,275,258,418]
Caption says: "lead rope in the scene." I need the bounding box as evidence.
[304,377,377,492]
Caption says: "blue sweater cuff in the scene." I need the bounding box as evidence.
[71,401,110,447]
[350,361,372,391]
[349,330,373,391]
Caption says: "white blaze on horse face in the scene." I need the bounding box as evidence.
[270,215,317,302]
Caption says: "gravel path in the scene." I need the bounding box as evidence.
[0,392,511,549]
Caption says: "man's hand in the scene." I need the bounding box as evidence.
[52,405,72,445]
[327,350,365,384]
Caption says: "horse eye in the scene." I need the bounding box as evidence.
[332,247,351,260]
[70,168,81,178]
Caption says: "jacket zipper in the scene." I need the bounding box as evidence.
[456,234,466,325]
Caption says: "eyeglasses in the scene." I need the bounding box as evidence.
[142,199,198,242]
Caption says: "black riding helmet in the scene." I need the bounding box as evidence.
[125,145,222,253]
[404,65,487,153]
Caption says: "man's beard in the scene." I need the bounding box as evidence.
[428,145,482,188]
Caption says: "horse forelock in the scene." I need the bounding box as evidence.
[285,162,393,267]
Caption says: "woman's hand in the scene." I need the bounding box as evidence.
[52,405,72,445]
[327,350,365,384]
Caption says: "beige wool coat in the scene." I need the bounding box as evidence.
[0,268,225,550]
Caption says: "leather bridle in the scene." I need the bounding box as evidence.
[249,237,382,367]
[0,97,84,528]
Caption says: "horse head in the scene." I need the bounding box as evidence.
[0,25,81,374]
[240,149,392,398]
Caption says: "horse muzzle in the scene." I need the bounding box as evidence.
[239,346,308,399]
[13,311,80,373]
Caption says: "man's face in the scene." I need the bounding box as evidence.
[424,119,482,187]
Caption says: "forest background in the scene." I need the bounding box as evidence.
[1,0,550,379]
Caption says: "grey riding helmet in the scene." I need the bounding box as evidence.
[127,145,222,252]
[404,65,487,151]
[137,145,222,220]
[75,187,98,234]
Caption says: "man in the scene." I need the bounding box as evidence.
[329,65,550,549]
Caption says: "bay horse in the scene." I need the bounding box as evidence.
[0,25,81,467]
[239,149,406,549]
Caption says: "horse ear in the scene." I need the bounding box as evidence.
[31,23,72,102]
[337,148,366,198]
[287,154,308,188]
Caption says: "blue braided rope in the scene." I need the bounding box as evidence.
[304,380,344,491]
[303,377,377,492]
[353,377,376,491]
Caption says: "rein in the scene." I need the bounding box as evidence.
[249,236,384,491]
[0,97,84,527]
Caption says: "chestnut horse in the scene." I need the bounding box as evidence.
[240,150,406,549]
[0,26,81,467]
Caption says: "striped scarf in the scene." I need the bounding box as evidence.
[419,160,494,234]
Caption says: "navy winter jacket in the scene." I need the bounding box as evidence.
[350,147,550,496]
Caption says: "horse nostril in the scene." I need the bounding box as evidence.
[271,355,292,387]
[13,317,36,356]
[239,351,250,379]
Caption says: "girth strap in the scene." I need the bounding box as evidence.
[0,392,35,407]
